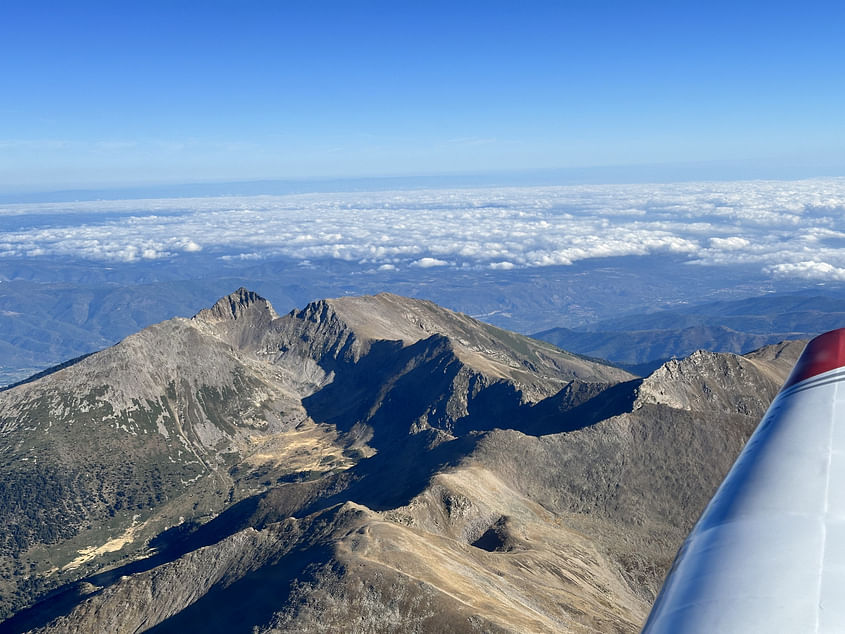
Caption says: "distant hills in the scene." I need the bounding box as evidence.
[0,289,805,632]
[533,292,845,375]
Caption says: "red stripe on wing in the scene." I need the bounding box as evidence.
[783,328,845,390]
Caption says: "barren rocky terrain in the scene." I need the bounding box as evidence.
[0,289,805,632]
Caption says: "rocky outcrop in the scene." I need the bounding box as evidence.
[634,346,795,414]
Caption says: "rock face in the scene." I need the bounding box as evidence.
[0,289,806,633]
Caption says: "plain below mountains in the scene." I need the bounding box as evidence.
[0,289,805,633]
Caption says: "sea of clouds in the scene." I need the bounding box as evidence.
[1,178,845,281]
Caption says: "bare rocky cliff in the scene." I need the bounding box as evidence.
[0,290,807,633]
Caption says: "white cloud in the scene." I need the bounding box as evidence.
[411,257,449,268]
[709,237,750,250]
[490,261,515,270]
[1,178,845,286]
[181,240,202,252]
[765,261,845,281]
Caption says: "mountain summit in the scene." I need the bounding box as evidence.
[0,290,805,633]
[194,287,279,323]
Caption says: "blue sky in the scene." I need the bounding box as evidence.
[2,0,844,191]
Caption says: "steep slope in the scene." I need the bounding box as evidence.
[0,289,810,632]
[319,293,626,386]
[465,339,806,604]
[0,290,341,618]
[0,289,631,625]
[256,292,631,447]
[2,332,806,633]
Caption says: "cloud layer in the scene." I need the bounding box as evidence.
[2,178,845,281]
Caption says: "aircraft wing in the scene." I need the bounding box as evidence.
[642,328,845,633]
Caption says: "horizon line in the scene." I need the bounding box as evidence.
[3,160,845,205]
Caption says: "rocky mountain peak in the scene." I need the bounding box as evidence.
[294,298,340,325]
[193,287,279,324]
[634,341,803,414]
[191,288,280,351]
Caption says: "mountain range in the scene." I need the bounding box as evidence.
[533,291,845,374]
[0,289,805,632]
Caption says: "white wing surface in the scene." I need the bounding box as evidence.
[643,328,845,633]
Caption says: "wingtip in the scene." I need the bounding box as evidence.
[782,328,845,390]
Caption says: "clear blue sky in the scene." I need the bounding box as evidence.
[2,0,844,191]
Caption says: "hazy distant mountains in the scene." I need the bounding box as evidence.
[533,292,845,374]
[0,290,805,632]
